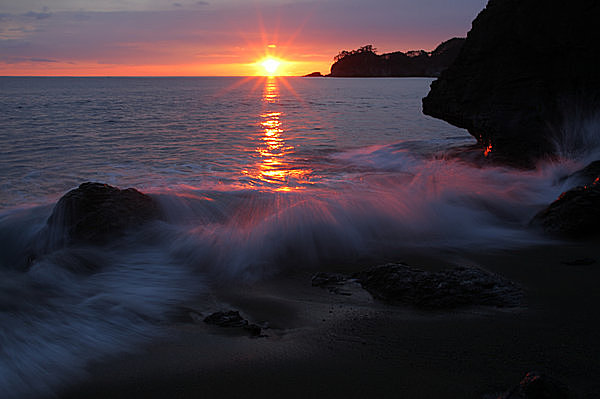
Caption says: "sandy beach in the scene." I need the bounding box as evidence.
[60,241,600,398]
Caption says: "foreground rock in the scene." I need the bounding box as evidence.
[329,39,464,77]
[44,182,161,247]
[353,263,522,309]
[422,0,600,166]
[489,371,568,399]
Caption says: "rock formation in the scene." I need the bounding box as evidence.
[353,263,522,309]
[531,179,600,237]
[422,0,600,166]
[44,182,161,247]
[328,38,464,78]
[492,371,568,399]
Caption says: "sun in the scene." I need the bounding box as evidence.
[261,58,281,76]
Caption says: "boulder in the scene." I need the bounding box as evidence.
[353,263,522,309]
[204,310,262,336]
[497,371,568,399]
[422,0,600,166]
[44,182,161,246]
[531,183,600,237]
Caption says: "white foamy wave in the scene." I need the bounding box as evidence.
[0,209,202,399]
[0,141,588,398]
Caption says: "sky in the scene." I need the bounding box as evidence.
[0,0,488,76]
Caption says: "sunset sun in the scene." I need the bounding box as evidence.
[261,58,281,76]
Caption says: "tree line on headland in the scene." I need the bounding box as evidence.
[304,38,465,78]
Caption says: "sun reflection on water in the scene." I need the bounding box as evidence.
[242,77,313,192]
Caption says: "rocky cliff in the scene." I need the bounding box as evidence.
[422,0,600,166]
[329,38,464,78]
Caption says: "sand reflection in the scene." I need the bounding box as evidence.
[243,77,313,192]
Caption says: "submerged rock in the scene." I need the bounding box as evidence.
[422,0,600,166]
[44,182,161,246]
[495,371,568,399]
[353,263,522,309]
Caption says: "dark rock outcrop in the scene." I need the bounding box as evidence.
[329,38,464,78]
[303,71,323,77]
[204,310,262,336]
[531,182,600,237]
[353,263,522,309]
[493,371,568,399]
[422,0,600,166]
[44,182,161,247]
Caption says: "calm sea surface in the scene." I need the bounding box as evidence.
[0,77,588,398]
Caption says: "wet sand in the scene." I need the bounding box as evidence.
[61,241,600,398]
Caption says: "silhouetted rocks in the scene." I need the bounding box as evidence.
[565,160,600,187]
[493,371,568,399]
[204,310,262,336]
[531,183,600,238]
[328,39,464,78]
[353,263,522,309]
[45,182,161,246]
[303,72,323,77]
[422,0,600,166]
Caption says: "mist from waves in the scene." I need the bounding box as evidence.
[0,142,592,398]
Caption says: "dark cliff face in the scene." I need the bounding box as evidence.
[329,38,464,78]
[422,0,600,166]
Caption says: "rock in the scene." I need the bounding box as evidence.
[422,0,600,166]
[204,310,262,336]
[496,371,568,399]
[531,183,600,237]
[565,160,600,187]
[303,71,323,77]
[44,182,161,247]
[311,272,353,295]
[353,263,522,309]
[329,39,464,77]
[311,272,348,287]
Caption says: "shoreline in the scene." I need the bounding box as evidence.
[60,241,600,398]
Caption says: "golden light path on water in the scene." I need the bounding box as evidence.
[242,77,313,192]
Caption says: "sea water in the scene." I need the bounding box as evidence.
[0,76,596,398]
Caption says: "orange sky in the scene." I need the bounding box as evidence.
[0,1,487,76]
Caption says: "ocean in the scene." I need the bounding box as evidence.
[0,76,595,398]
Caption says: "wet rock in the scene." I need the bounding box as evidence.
[531,183,600,237]
[44,182,161,246]
[496,371,568,399]
[422,0,600,166]
[204,310,262,336]
[311,272,353,295]
[353,263,522,309]
[565,160,600,187]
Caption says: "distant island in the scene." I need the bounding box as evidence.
[305,38,465,78]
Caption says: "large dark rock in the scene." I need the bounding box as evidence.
[45,182,161,246]
[329,39,464,77]
[422,0,600,166]
[531,182,600,237]
[353,263,522,309]
[495,371,569,399]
